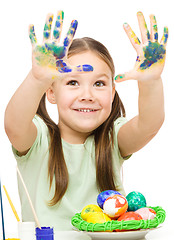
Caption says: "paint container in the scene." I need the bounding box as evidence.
[35,227,54,240]
[18,222,36,240]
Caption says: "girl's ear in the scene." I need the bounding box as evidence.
[46,87,56,104]
[112,84,116,102]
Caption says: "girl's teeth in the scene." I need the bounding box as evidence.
[78,109,94,112]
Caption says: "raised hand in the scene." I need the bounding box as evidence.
[115,12,168,82]
[29,11,93,82]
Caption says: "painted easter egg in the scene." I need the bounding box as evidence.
[117,211,143,221]
[86,212,112,232]
[97,190,122,209]
[135,207,156,220]
[116,212,143,232]
[81,204,103,221]
[103,194,128,219]
[86,212,111,224]
[126,191,146,211]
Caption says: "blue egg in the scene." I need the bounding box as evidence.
[126,191,146,211]
[97,190,122,209]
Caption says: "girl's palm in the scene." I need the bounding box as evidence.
[29,11,93,81]
[115,12,168,82]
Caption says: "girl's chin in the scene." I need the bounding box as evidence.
[74,122,102,133]
[75,126,96,134]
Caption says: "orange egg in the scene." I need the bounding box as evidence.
[103,194,128,219]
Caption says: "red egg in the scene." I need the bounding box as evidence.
[117,212,143,221]
[116,212,143,232]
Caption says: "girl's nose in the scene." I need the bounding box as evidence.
[79,87,94,102]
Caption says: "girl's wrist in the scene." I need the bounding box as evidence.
[28,70,53,92]
[137,77,163,104]
[26,70,51,94]
[138,77,162,89]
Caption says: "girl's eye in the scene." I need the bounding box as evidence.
[94,81,105,87]
[67,80,79,86]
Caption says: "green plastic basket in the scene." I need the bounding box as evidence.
[71,206,166,232]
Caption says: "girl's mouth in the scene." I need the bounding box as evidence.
[74,108,98,112]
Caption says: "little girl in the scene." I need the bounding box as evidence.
[4,11,168,230]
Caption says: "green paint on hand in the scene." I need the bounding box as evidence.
[140,42,166,70]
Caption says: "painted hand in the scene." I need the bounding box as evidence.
[29,11,93,81]
[115,12,168,82]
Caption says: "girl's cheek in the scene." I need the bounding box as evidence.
[101,91,113,103]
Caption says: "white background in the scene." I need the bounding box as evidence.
[0,0,173,238]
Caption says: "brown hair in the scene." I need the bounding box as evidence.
[36,37,126,206]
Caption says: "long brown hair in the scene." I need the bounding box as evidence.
[36,37,126,206]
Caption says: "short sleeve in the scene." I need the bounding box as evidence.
[12,115,49,162]
[113,117,132,161]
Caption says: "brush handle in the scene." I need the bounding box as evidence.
[16,167,41,229]
[3,185,20,222]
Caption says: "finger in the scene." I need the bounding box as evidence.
[29,24,37,47]
[137,11,150,44]
[123,23,141,51]
[150,14,158,42]
[115,71,135,82]
[63,20,78,48]
[53,10,64,42]
[43,13,54,41]
[160,27,169,47]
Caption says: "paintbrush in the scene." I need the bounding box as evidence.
[16,167,41,229]
[3,185,20,222]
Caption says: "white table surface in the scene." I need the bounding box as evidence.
[54,226,173,240]
[5,224,173,240]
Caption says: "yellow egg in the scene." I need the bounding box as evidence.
[86,212,112,232]
[81,204,103,221]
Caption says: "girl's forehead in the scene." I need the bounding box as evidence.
[68,51,112,76]
[64,72,111,80]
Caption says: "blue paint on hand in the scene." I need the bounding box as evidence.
[64,37,70,47]
[59,66,73,73]
[140,42,166,70]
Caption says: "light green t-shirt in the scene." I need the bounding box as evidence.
[12,115,130,231]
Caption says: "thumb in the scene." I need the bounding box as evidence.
[115,71,134,82]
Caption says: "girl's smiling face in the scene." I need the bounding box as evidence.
[47,51,115,144]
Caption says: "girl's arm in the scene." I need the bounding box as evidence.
[4,71,48,154]
[4,11,92,154]
[115,12,168,157]
[118,77,164,157]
